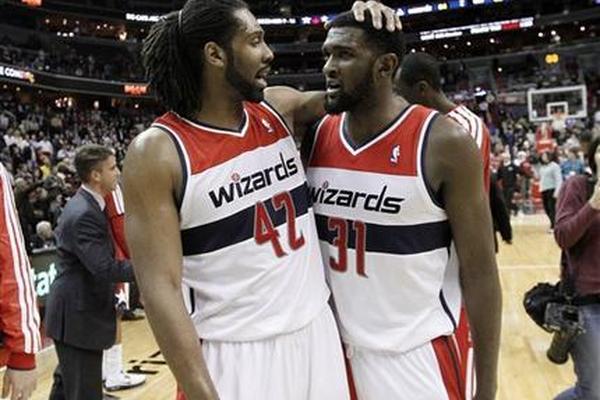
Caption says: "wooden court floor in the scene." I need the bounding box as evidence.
[7,214,576,399]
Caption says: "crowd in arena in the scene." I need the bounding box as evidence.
[1,84,598,254]
[1,29,599,252]
[0,91,154,253]
[0,36,145,82]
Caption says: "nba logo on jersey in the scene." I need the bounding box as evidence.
[261,118,274,133]
[390,144,400,164]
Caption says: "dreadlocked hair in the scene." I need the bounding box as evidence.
[142,0,248,118]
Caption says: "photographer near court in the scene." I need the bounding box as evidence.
[551,136,600,400]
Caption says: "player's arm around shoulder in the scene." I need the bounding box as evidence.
[265,86,325,139]
[122,128,220,399]
[426,115,502,400]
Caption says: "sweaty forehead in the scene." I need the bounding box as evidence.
[323,27,369,50]
[233,8,262,35]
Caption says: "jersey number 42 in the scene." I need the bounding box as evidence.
[254,191,305,257]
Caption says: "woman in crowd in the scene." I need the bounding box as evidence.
[553,137,600,400]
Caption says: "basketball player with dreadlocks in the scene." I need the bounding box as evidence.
[122,1,400,399]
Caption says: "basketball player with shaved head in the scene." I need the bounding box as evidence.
[305,11,501,400]
[122,1,400,399]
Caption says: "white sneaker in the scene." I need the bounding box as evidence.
[104,371,146,392]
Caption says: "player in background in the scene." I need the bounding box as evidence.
[397,52,491,190]
[396,51,494,398]
[0,161,41,400]
[103,183,146,392]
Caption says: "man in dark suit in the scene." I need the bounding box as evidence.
[46,144,136,400]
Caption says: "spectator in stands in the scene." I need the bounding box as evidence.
[561,147,585,179]
[13,177,41,254]
[539,151,563,232]
[553,136,600,400]
[593,111,600,140]
[516,151,535,214]
[564,132,581,150]
[38,154,52,179]
[32,220,56,250]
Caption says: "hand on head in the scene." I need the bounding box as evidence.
[325,1,403,32]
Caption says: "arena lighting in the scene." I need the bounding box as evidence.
[545,53,560,65]
[124,84,148,96]
[0,65,35,83]
[258,17,297,25]
[124,1,510,27]
[125,13,160,23]
[420,16,534,41]
[21,0,42,6]
[407,4,434,15]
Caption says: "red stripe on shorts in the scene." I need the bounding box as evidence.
[344,350,359,400]
[432,335,464,400]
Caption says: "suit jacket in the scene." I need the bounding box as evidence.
[45,188,135,350]
[490,174,512,251]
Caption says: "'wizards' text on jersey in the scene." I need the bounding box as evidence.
[306,105,462,353]
[152,102,329,342]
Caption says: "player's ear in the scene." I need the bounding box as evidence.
[376,53,399,80]
[204,41,227,68]
[417,80,429,96]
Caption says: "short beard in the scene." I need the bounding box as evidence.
[324,75,374,114]
[225,51,264,103]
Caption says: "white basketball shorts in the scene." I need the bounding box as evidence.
[347,335,466,400]
[177,304,350,400]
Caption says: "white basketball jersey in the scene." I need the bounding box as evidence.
[307,105,461,353]
[152,102,329,342]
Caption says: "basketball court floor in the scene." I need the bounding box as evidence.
[11,213,574,400]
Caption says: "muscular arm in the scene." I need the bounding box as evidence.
[426,117,502,400]
[122,129,219,400]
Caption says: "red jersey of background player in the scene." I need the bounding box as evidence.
[104,183,128,260]
[0,163,41,369]
[447,104,491,190]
